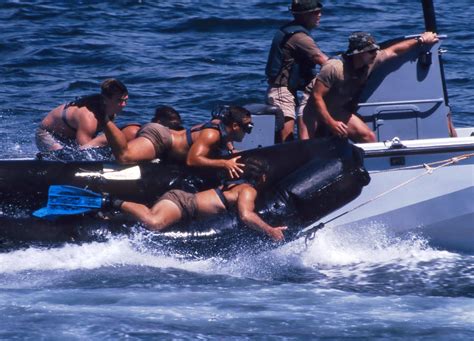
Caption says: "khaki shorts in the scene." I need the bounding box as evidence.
[265,78,315,120]
[137,122,173,158]
[158,189,197,221]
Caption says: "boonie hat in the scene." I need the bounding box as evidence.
[290,0,323,14]
[345,32,380,56]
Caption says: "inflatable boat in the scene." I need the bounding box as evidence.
[0,137,370,256]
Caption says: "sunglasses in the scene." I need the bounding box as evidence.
[240,121,254,134]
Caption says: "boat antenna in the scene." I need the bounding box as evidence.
[421,0,437,32]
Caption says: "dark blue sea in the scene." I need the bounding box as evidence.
[1,1,473,339]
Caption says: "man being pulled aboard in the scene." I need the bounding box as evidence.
[36,78,129,152]
[104,157,287,242]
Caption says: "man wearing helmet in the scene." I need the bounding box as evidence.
[265,0,328,142]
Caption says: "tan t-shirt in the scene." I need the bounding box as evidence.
[316,50,389,118]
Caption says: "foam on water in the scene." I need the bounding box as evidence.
[299,223,458,266]
[0,236,213,275]
[0,222,461,282]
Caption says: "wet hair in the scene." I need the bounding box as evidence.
[242,157,270,185]
[100,78,128,98]
[221,105,251,127]
[68,79,127,117]
[152,105,183,130]
[69,94,104,116]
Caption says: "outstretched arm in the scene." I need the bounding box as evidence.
[81,124,140,149]
[186,129,244,178]
[102,120,132,162]
[237,187,286,242]
[383,31,439,60]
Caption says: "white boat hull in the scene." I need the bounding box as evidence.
[320,137,474,253]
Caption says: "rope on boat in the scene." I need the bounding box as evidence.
[368,152,474,174]
[298,152,474,246]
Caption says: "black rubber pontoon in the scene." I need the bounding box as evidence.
[0,138,369,257]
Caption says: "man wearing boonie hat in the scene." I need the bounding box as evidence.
[265,0,328,142]
[303,31,438,142]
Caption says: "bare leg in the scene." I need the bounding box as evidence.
[301,108,318,139]
[346,114,376,143]
[297,115,309,140]
[280,118,295,142]
[120,199,182,231]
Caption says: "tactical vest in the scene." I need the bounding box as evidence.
[186,120,232,156]
[265,24,316,91]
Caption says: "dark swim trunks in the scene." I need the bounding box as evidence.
[137,122,173,158]
[158,189,197,221]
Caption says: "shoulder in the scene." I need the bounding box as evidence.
[374,49,390,65]
[195,125,221,144]
[322,58,343,70]
[317,59,343,84]
[288,31,315,46]
[237,184,257,197]
[70,105,95,122]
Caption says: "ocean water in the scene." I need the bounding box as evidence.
[0,0,473,339]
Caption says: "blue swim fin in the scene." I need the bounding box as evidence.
[33,185,103,220]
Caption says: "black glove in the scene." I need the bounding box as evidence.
[102,193,124,210]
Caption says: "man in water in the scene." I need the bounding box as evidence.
[36,78,129,151]
[304,31,439,142]
[101,105,253,179]
[105,157,287,242]
[265,0,328,141]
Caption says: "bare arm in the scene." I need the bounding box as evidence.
[311,51,329,66]
[311,80,348,138]
[237,186,287,242]
[383,31,439,60]
[102,120,131,161]
[74,110,100,146]
[294,33,329,66]
[81,124,140,149]
[186,129,244,178]
[81,134,108,148]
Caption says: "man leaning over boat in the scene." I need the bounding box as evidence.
[303,31,439,143]
[100,104,254,179]
[103,157,287,242]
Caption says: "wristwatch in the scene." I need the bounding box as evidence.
[416,36,425,45]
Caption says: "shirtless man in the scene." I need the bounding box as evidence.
[36,79,128,151]
[105,158,286,242]
[102,105,254,179]
[82,105,183,149]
